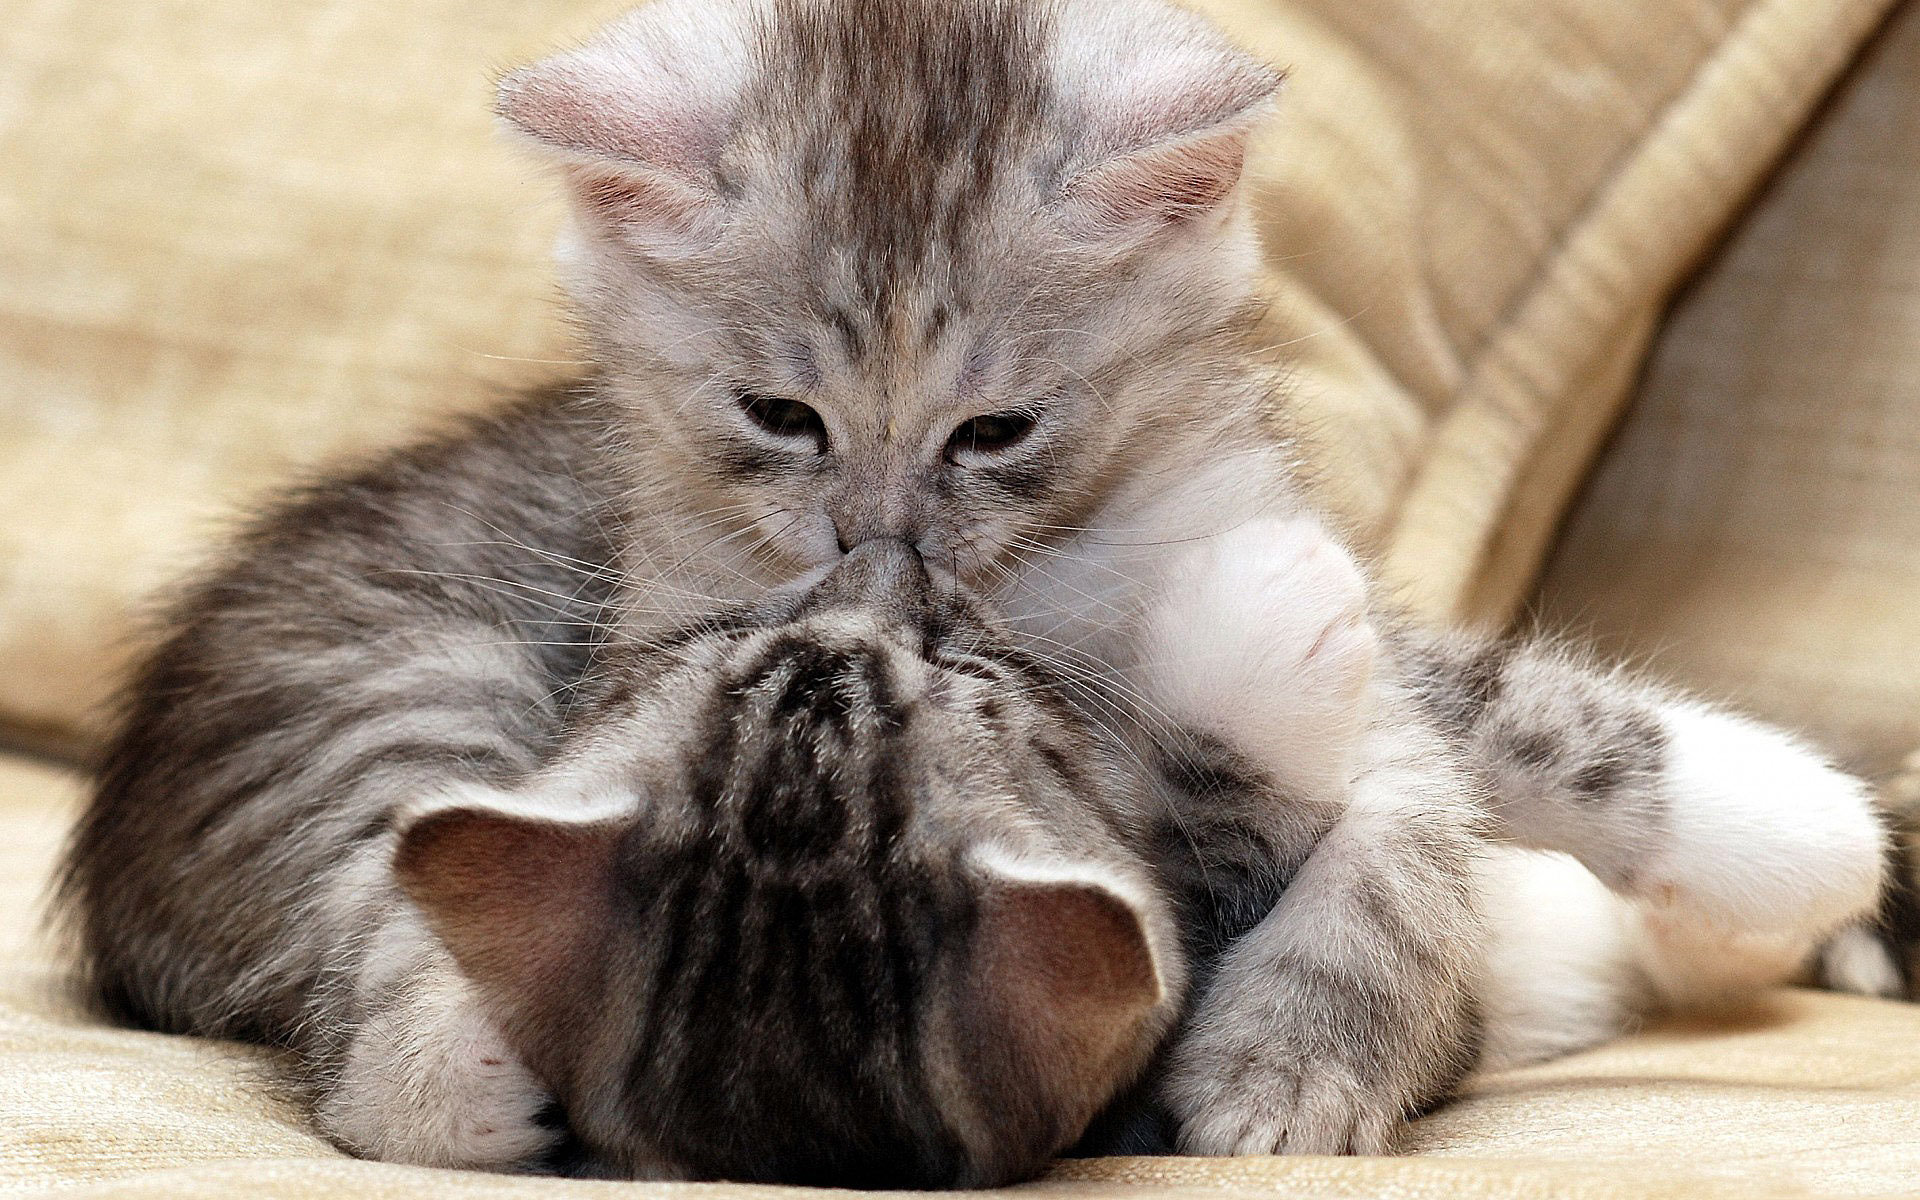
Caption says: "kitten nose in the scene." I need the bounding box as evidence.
[806,539,932,614]
[831,502,920,554]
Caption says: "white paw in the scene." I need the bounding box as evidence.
[1640,703,1885,939]
[1163,1047,1397,1157]
[1142,514,1377,795]
[1819,924,1906,999]
[1634,904,1825,1009]
[318,976,559,1170]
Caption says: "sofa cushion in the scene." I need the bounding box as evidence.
[0,0,1898,752]
[1534,0,1920,776]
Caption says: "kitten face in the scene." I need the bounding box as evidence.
[397,542,1185,1186]
[499,0,1282,587]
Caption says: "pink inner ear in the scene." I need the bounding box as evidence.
[960,872,1164,1134]
[395,809,619,1005]
[496,34,736,249]
[1064,127,1253,232]
[990,882,1159,1013]
[974,875,1162,1060]
[563,163,724,243]
[500,61,718,177]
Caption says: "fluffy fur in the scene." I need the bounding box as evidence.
[56,0,1888,1185]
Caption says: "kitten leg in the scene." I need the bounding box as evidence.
[1469,847,1829,1071]
[1403,633,1886,948]
[1160,710,1484,1156]
[313,906,560,1170]
[1473,845,1900,1073]
[1410,634,1889,1063]
[1132,515,1480,1154]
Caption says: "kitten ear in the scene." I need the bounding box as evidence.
[496,0,753,249]
[967,855,1167,1078]
[394,804,621,1003]
[1061,123,1269,232]
[1051,2,1283,233]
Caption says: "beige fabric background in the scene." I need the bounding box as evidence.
[4,0,1919,1196]
[0,0,1895,756]
[1535,1,1920,779]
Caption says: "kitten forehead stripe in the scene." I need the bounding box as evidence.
[762,0,1050,348]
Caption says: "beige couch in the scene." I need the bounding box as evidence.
[7,0,1920,1195]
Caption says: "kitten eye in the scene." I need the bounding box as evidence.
[736,392,827,451]
[946,411,1036,460]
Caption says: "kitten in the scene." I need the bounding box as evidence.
[470,0,1498,1153]
[55,392,1881,1181]
[58,0,1886,1180]
[391,539,1193,1186]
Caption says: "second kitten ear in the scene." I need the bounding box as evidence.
[496,0,753,249]
[965,856,1168,1093]
[1051,2,1283,234]
[394,804,621,1007]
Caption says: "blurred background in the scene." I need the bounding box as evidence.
[1,0,1917,784]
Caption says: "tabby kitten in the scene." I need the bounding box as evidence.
[57,391,1883,1180]
[59,0,1886,1180]
[392,539,1193,1186]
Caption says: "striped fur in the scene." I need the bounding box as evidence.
[1403,630,1884,949]
[56,0,1889,1185]
[64,391,618,1052]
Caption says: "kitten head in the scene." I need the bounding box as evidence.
[395,541,1183,1186]
[499,0,1282,585]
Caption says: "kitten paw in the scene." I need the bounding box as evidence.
[318,976,559,1170]
[1817,923,1906,999]
[1143,514,1377,794]
[1636,702,1884,939]
[1196,515,1377,695]
[1164,1052,1398,1157]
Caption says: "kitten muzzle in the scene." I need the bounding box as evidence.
[798,538,935,620]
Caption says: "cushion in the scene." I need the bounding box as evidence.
[0,0,1898,753]
[1534,0,1920,777]
[8,751,1920,1196]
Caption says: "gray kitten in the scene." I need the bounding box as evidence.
[57,389,1881,1183]
[59,0,1885,1182]
[394,538,1198,1185]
